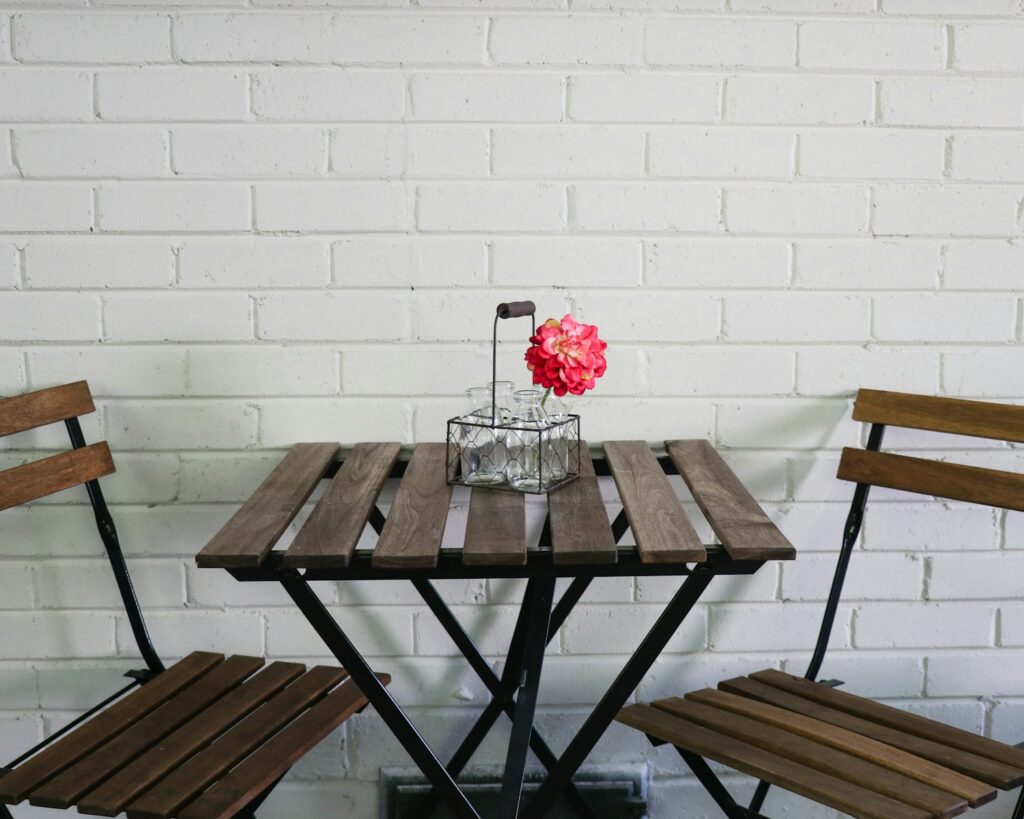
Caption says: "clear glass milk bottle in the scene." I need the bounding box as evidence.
[505,388,549,491]
[458,386,508,485]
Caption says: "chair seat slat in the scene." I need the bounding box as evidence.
[197,442,340,569]
[0,443,115,512]
[0,652,224,805]
[30,657,265,810]
[685,687,994,807]
[720,675,1024,789]
[653,695,968,818]
[177,676,385,819]
[752,669,1024,773]
[854,389,1024,444]
[549,447,617,565]
[0,381,95,438]
[283,442,400,569]
[617,704,931,819]
[124,666,349,819]
[604,441,705,564]
[838,448,1024,511]
[76,663,306,817]
[667,439,795,561]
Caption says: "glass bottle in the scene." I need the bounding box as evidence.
[505,388,549,491]
[486,381,516,423]
[459,386,507,485]
[541,393,572,482]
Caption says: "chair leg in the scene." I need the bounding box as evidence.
[1011,785,1024,819]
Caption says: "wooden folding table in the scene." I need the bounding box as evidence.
[196,439,796,819]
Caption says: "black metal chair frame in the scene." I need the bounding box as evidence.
[657,421,1024,819]
[226,453,769,819]
[0,415,282,819]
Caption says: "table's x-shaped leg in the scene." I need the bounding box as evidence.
[281,508,722,819]
[411,575,593,819]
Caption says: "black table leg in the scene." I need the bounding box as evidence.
[524,571,714,818]
[411,577,597,819]
[498,576,556,819]
[280,577,480,819]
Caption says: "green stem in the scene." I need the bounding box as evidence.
[541,387,551,408]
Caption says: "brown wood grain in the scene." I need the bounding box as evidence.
[30,656,265,809]
[463,489,526,566]
[0,652,223,805]
[372,443,452,570]
[617,704,931,819]
[549,446,617,565]
[284,442,401,569]
[720,675,1021,790]
[196,442,340,569]
[177,675,388,819]
[837,448,1024,511]
[603,441,705,564]
[854,389,1024,444]
[77,663,305,817]
[0,381,95,438]
[653,696,967,818]
[124,666,349,819]
[667,439,795,561]
[0,443,115,512]
[686,687,994,807]
[753,669,1024,773]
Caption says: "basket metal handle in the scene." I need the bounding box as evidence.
[491,301,537,424]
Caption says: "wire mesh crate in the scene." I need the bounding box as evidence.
[446,413,581,494]
[444,299,582,494]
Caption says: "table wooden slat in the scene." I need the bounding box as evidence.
[686,688,994,808]
[372,443,452,570]
[284,442,401,569]
[30,656,265,809]
[549,446,617,564]
[197,443,340,569]
[463,489,526,566]
[667,439,795,561]
[0,652,223,805]
[653,696,967,818]
[178,677,383,819]
[618,705,930,819]
[603,441,705,564]
[720,676,1024,789]
[753,669,1024,772]
[124,667,348,819]
[76,662,305,817]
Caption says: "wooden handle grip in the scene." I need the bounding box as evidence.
[496,301,536,319]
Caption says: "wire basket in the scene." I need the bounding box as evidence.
[446,413,581,494]
[444,300,582,494]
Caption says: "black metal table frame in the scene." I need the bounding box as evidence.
[228,495,766,819]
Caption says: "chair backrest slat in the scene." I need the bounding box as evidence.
[838,448,1024,511]
[0,381,96,438]
[853,388,1024,444]
[0,443,116,511]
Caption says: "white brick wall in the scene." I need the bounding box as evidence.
[1,2,1023,817]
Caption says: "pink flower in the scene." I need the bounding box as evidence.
[524,314,607,397]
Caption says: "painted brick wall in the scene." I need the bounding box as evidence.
[1,1,1023,816]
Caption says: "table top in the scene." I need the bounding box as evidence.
[196,439,795,574]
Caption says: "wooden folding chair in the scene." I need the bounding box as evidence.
[0,381,389,819]
[617,389,1024,819]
